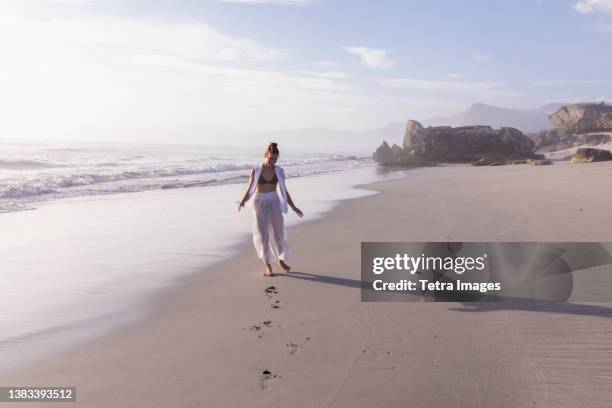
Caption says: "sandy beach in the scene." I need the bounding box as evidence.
[1,161,612,408]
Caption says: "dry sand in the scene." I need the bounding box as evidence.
[1,161,612,407]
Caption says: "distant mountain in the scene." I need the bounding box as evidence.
[422,103,568,133]
[539,103,567,115]
[207,103,570,155]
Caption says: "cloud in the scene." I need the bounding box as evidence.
[130,54,353,92]
[568,95,612,103]
[378,77,521,98]
[47,0,96,3]
[344,46,395,69]
[472,51,493,62]
[379,77,502,92]
[294,69,348,79]
[447,73,462,79]
[314,60,339,68]
[3,0,96,4]
[574,0,612,13]
[0,12,384,136]
[531,79,609,86]
[0,9,525,138]
[214,0,311,5]
[0,16,287,62]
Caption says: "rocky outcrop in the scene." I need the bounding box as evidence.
[403,120,539,161]
[473,158,552,166]
[550,103,612,133]
[529,128,611,152]
[373,120,544,166]
[527,103,612,153]
[570,148,612,163]
[372,141,399,164]
[372,140,432,166]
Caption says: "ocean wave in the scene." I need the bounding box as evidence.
[0,184,59,199]
[0,200,36,214]
[0,150,372,211]
[160,179,218,189]
[0,159,63,170]
[330,154,359,161]
[95,162,124,167]
[0,163,256,199]
[118,155,146,162]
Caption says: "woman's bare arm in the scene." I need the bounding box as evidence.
[238,169,255,211]
[286,189,303,218]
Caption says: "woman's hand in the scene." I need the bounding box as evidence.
[291,205,303,218]
[238,199,246,212]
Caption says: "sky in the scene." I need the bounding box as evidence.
[0,0,611,143]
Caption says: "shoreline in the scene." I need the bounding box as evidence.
[0,164,407,369]
[1,162,612,407]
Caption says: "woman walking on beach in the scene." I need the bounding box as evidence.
[238,143,303,277]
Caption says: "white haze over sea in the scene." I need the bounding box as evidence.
[0,141,414,368]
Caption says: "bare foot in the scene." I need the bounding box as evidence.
[263,264,274,277]
[279,260,291,273]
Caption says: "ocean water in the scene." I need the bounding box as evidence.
[0,141,367,213]
[0,141,412,369]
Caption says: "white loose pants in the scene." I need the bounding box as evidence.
[252,191,291,264]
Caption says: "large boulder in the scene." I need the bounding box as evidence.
[374,120,543,166]
[403,120,427,149]
[570,148,612,163]
[550,103,612,133]
[372,141,395,164]
[391,143,403,158]
[529,128,611,153]
[373,141,405,164]
[402,121,540,163]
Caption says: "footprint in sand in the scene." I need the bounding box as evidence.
[260,370,280,390]
[245,320,281,338]
[249,320,273,330]
[286,341,301,355]
[286,337,310,355]
[271,300,281,309]
[265,286,278,299]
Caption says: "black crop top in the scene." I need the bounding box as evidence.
[258,171,278,185]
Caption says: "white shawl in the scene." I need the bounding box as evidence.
[248,164,288,214]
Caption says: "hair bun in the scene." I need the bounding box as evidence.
[265,142,280,155]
